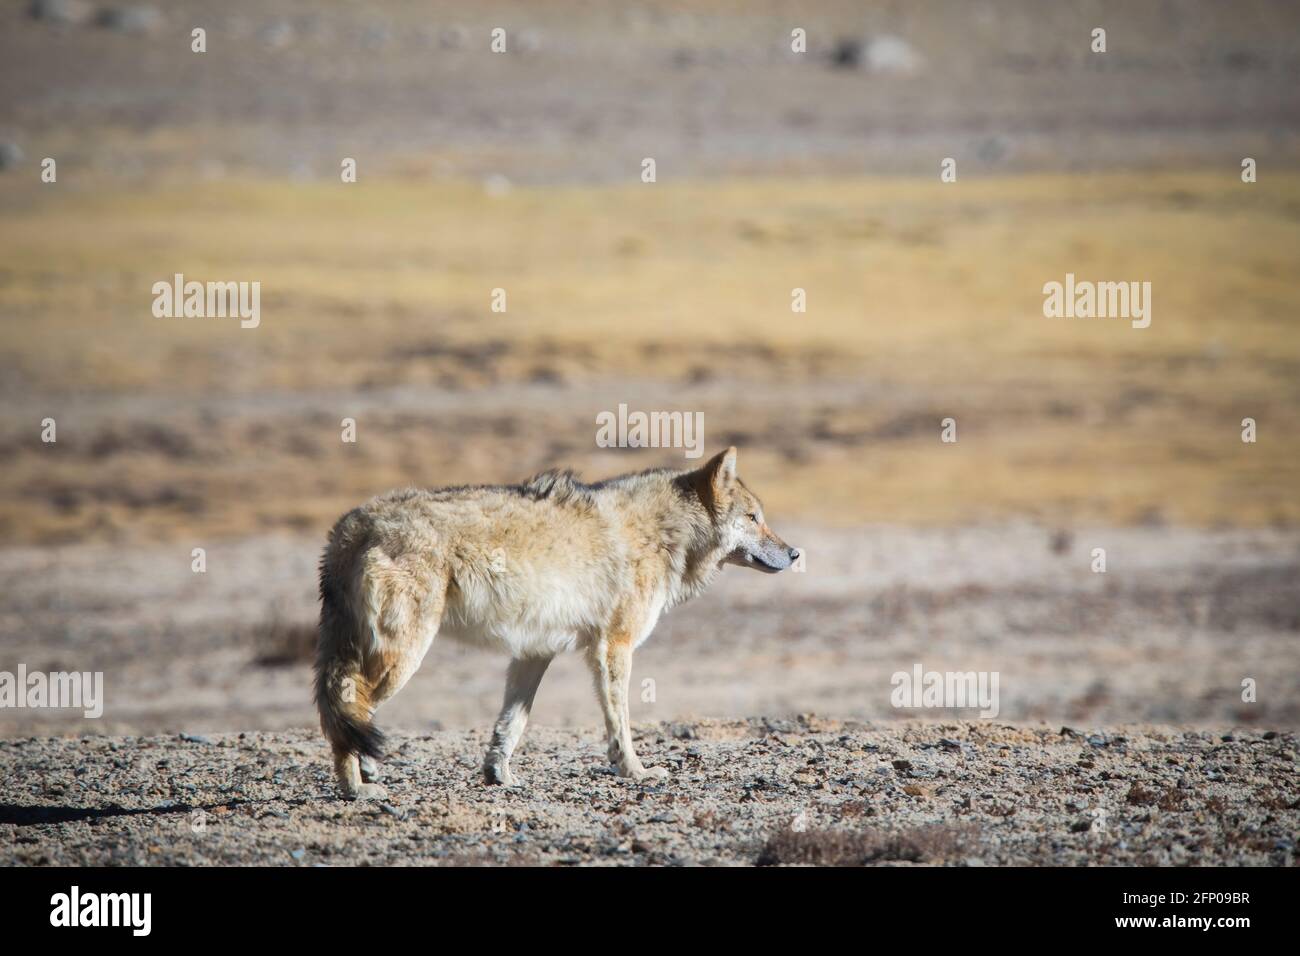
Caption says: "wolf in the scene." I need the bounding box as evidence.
[314,447,798,799]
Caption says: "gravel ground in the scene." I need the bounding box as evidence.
[2,719,1295,866]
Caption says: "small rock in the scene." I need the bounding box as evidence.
[865,35,924,76]
[28,0,92,24]
[179,733,213,745]
[829,38,861,70]
[0,142,24,171]
[96,5,162,35]
[977,136,1010,165]
[669,723,698,741]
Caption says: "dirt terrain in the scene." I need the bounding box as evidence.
[1,524,1296,738]
[4,0,1299,182]
[2,721,1294,866]
[1,522,1296,866]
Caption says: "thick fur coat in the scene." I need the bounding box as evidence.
[315,447,797,798]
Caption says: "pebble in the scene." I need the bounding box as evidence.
[0,142,24,171]
[6,724,1295,865]
[865,35,925,76]
[28,0,91,24]
[95,5,162,35]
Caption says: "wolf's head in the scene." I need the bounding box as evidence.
[688,447,800,573]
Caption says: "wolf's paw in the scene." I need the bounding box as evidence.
[483,762,517,787]
[628,765,670,783]
[359,755,381,783]
[342,782,388,801]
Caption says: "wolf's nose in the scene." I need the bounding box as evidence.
[789,548,801,561]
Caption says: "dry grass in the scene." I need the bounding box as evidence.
[5,173,1298,388]
[1,171,1298,542]
[756,823,976,866]
[248,615,318,667]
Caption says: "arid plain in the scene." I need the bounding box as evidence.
[1,0,1297,864]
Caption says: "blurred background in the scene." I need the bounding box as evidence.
[1,0,1298,737]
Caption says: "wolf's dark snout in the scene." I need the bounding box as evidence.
[789,548,801,562]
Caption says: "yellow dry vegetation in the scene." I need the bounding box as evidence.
[1,171,1296,538]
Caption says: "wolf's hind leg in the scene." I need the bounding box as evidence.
[317,625,389,800]
[353,629,436,788]
[358,753,380,783]
[354,650,427,788]
[334,750,387,800]
[328,558,445,799]
[483,656,552,786]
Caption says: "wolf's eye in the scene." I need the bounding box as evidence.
[747,513,759,523]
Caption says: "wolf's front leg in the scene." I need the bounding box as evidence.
[589,636,668,782]
[483,656,552,786]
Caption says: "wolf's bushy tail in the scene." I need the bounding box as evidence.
[313,599,386,760]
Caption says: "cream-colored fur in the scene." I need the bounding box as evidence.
[314,447,797,799]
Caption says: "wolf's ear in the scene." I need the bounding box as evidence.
[687,447,738,514]
[706,446,738,490]
[698,445,737,502]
